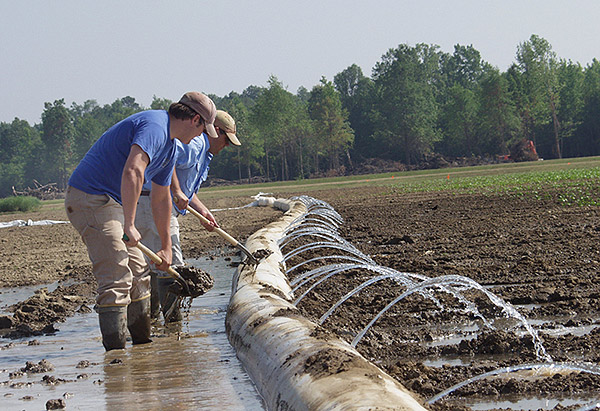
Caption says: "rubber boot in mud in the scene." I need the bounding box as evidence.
[150,272,160,320]
[97,306,127,351]
[158,277,182,323]
[127,297,153,345]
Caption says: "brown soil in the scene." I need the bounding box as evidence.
[0,197,282,337]
[283,186,600,410]
[2,186,600,410]
[168,266,214,298]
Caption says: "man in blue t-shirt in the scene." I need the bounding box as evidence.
[135,110,241,322]
[65,92,218,351]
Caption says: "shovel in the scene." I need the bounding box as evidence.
[185,206,259,265]
[122,234,192,296]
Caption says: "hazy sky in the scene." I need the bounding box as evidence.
[1,1,599,124]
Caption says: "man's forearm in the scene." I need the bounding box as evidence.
[151,184,173,250]
[121,166,143,229]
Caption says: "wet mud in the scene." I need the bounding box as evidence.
[1,266,95,339]
[251,248,273,262]
[286,188,600,410]
[168,266,214,298]
[0,199,281,340]
[4,187,600,409]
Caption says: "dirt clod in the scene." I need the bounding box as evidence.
[22,359,54,374]
[46,398,66,409]
[251,249,272,261]
[168,266,214,298]
[304,348,362,378]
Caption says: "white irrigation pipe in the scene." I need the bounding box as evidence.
[225,197,426,410]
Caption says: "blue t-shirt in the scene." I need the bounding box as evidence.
[68,110,176,204]
[142,133,213,214]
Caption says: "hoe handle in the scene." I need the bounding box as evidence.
[186,206,259,265]
[123,235,183,281]
[186,206,239,246]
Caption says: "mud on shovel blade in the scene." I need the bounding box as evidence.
[185,206,259,265]
[122,234,192,296]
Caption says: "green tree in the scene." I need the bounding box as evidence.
[477,70,521,155]
[334,64,376,160]
[557,60,584,157]
[211,95,265,181]
[250,76,298,180]
[308,77,354,173]
[0,119,43,197]
[70,100,104,161]
[441,44,488,90]
[150,95,172,110]
[41,99,75,189]
[438,84,478,156]
[288,102,314,178]
[372,43,442,164]
[578,59,600,155]
[515,35,562,158]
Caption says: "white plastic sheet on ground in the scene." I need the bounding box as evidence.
[0,219,69,229]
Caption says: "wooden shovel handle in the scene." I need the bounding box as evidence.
[186,206,239,247]
[134,242,181,279]
[123,234,182,281]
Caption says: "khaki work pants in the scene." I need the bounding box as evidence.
[134,195,184,278]
[65,186,151,307]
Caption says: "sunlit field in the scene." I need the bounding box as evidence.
[194,156,600,207]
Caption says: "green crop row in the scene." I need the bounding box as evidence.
[391,167,600,206]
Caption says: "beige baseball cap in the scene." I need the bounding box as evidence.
[215,110,241,146]
[178,91,218,138]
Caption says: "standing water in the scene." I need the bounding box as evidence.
[0,256,265,410]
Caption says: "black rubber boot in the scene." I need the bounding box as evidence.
[158,277,182,323]
[127,297,153,345]
[97,306,127,351]
[150,272,161,320]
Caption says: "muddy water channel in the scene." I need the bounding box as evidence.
[0,257,264,410]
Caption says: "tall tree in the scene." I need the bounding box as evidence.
[477,70,521,155]
[211,95,265,181]
[150,95,172,110]
[308,77,354,173]
[41,99,75,189]
[438,84,478,156]
[578,59,600,155]
[334,64,376,160]
[441,44,488,90]
[556,60,584,157]
[0,119,42,197]
[70,100,103,161]
[515,35,562,158]
[372,43,442,164]
[250,76,297,180]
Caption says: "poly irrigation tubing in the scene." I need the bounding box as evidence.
[225,197,426,410]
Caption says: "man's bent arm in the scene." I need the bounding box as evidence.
[170,167,189,209]
[121,145,149,245]
[151,182,173,270]
[190,193,218,231]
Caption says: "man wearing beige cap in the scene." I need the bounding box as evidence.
[65,92,218,351]
[135,110,241,322]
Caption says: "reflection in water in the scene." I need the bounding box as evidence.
[0,257,264,410]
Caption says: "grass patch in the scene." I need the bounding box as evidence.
[391,167,600,206]
[0,196,42,212]
[196,157,600,199]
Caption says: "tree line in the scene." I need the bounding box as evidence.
[1,34,600,198]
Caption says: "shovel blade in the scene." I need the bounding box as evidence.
[237,244,259,265]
